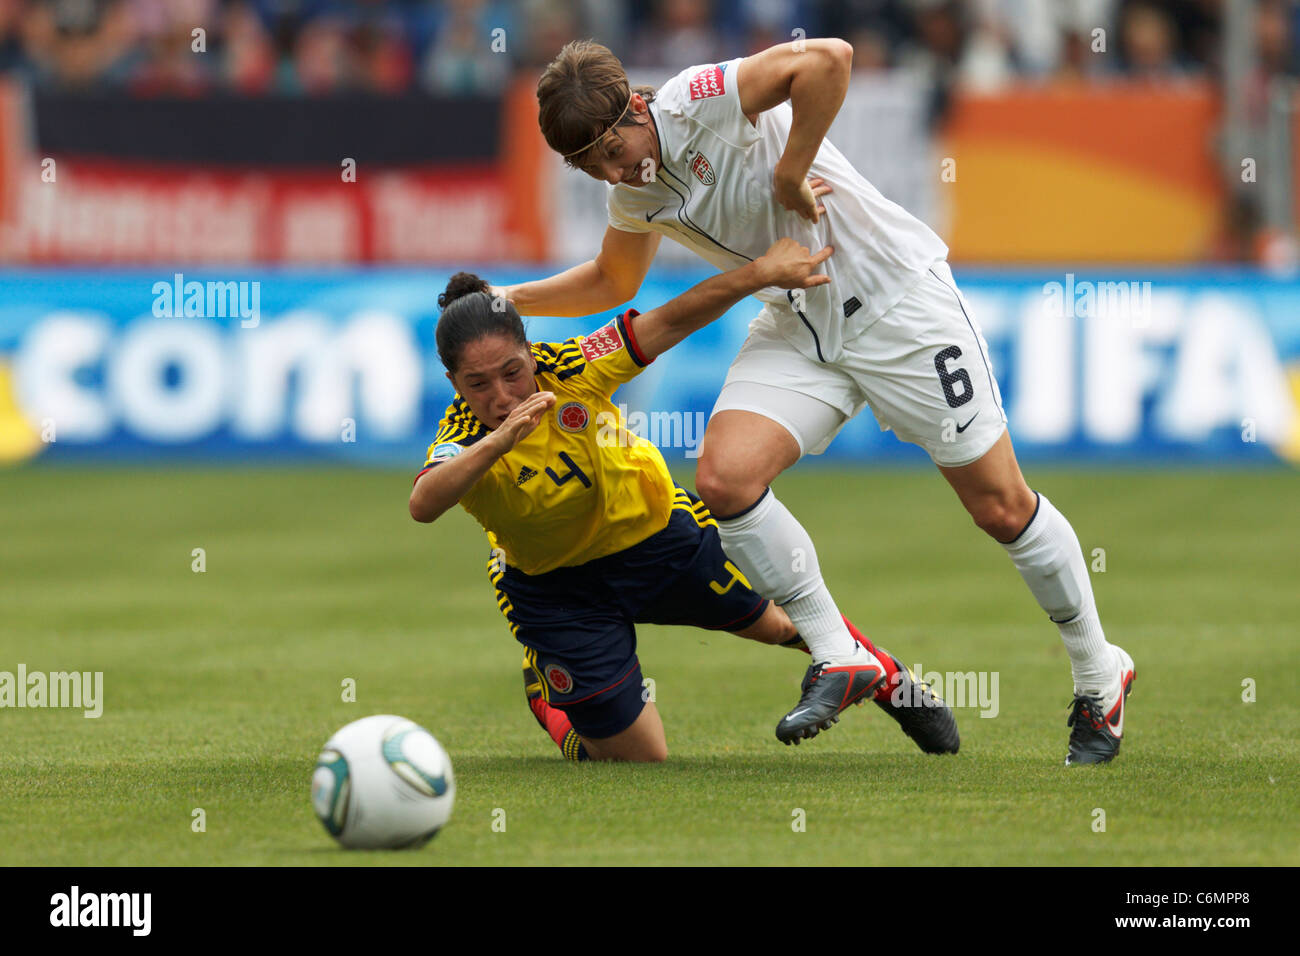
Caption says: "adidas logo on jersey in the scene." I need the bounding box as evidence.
[516,465,538,486]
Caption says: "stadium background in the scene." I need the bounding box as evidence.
[1,0,1298,869]
[1,0,1298,467]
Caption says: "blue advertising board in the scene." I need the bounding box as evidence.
[1,267,1296,468]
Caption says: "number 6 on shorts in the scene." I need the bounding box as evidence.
[934,346,974,409]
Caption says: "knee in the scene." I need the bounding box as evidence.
[968,494,1032,543]
[695,458,764,518]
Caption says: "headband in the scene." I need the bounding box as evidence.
[562,95,634,159]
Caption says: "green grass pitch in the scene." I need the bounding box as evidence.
[1,465,1296,866]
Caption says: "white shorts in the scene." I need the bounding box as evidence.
[712,261,1008,467]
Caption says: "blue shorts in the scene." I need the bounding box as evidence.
[494,487,768,739]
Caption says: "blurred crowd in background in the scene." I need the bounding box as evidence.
[0,0,1296,97]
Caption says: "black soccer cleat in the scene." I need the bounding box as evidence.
[874,655,960,754]
[776,652,886,745]
[1065,646,1135,766]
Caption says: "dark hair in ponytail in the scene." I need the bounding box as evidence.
[436,272,528,374]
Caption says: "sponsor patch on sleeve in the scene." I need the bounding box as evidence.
[689,65,725,100]
[579,323,625,361]
[431,442,462,461]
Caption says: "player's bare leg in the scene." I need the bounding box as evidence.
[695,410,797,516]
[730,600,798,645]
[935,430,1037,542]
[522,656,665,763]
[938,429,1134,764]
[697,409,885,744]
[578,701,668,762]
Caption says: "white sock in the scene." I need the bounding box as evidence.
[1001,492,1114,694]
[716,488,861,664]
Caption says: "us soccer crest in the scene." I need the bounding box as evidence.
[691,151,716,186]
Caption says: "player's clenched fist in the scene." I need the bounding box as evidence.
[489,391,557,452]
[754,237,835,290]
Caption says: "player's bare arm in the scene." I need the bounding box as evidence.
[409,391,557,523]
[502,227,661,317]
[633,238,833,362]
[504,175,831,319]
[736,39,853,223]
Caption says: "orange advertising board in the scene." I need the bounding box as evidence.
[942,82,1225,263]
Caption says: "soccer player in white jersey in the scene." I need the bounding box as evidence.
[501,39,1135,765]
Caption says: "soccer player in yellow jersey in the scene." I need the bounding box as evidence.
[410,238,957,761]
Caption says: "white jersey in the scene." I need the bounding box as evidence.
[607,59,948,365]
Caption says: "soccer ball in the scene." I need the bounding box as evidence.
[311,714,455,849]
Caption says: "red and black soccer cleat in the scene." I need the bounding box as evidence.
[1065,646,1135,766]
[776,647,886,745]
[874,654,960,754]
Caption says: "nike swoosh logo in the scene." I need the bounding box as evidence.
[955,413,979,433]
[784,708,813,723]
[1106,669,1134,737]
[646,206,668,222]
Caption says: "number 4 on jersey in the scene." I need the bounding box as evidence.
[545,452,592,489]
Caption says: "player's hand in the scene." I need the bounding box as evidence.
[755,238,834,289]
[774,169,831,223]
[488,285,515,310]
[490,391,556,452]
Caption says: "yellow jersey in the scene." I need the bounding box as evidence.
[416,311,676,576]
